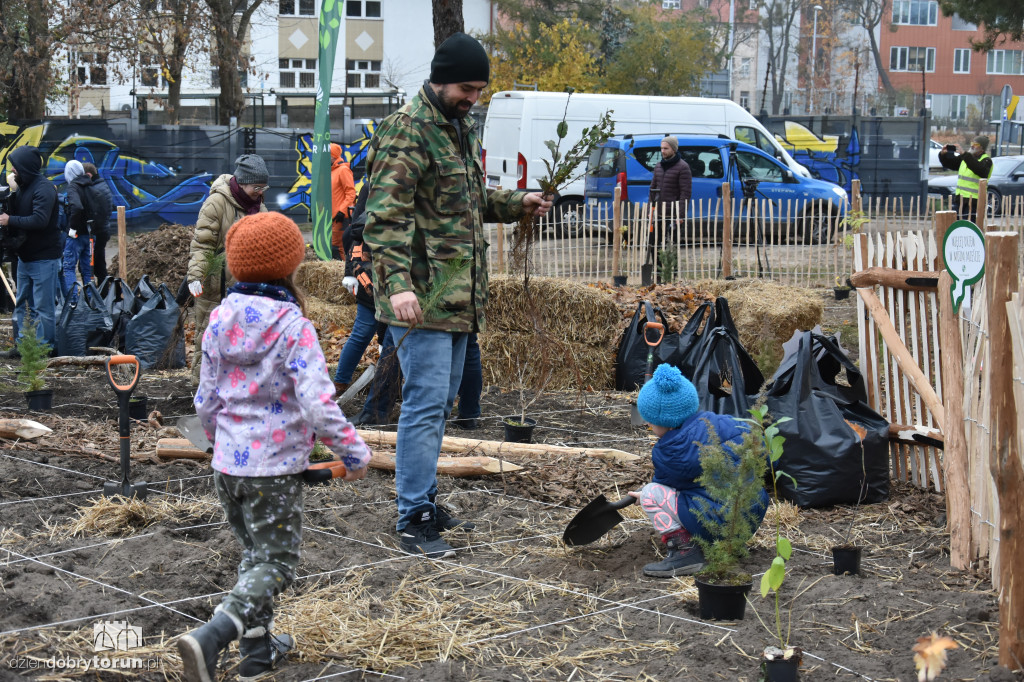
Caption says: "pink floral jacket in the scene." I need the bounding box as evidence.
[195,292,371,477]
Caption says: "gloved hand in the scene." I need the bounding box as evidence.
[342,276,359,296]
[188,281,203,297]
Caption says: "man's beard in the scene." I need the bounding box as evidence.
[437,88,473,119]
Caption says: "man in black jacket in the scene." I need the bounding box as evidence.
[0,146,60,354]
[81,162,113,282]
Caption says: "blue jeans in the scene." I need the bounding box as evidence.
[361,324,401,421]
[333,302,378,384]
[14,258,61,349]
[61,235,94,299]
[390,326,467,530]
[456,333,482,419]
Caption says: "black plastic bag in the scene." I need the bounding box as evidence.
[126,283,185,369]
[56,283,113,357]
[614,301,678,391]
[689,326,765,417]
[671,300,716,378]
[100,277,136,351]
[765,331,890,508]
[133,275,158,310]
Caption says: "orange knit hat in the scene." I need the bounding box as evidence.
[225,212,306,282]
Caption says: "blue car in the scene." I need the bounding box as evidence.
[584,134,849,243]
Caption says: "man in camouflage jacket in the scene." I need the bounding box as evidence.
[362,32,551,558]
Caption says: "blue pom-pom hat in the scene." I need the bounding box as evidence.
[637,364,699,428]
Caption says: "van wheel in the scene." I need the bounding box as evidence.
[800,211,834,245]
[550,199,585,238]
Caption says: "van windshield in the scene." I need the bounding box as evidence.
[734,126,778,156]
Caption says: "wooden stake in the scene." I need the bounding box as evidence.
[0,419,52,440]
[611,185,622,279]
[937,270,971,569]
[984,231,1023,667]
[116,205,127,282]
[721,184,732,278]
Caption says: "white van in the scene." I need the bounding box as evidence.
[482,91,810,224]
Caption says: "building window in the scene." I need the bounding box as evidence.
[889,46,935,72]
[211,68,248,88]
[951,13,977,30]
[737,57,752,77]
[891,0,937,25]
[140,54,167,88]
[346,59,381,88]
[739,91,750,110]
[345,0,381,18]
[662,0,680,8]
[279,0,315,15]
[953,48,970,74]
[949,95,968,120]
[279,58,316,88]
[987,50,1024,75]
[73,51,108,86]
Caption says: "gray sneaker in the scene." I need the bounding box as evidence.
[399,511,456,558]
[643,542,706,578]
[434,504,476,532]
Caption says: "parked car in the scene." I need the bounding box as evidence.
[929,139,944,170]
[927,155,1024,217]
[584,133,848,243]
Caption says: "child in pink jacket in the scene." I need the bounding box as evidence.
[178,212,370,682]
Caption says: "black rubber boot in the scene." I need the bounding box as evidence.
[238,625,295,681]
[643,531,706,577]
[177,609,243,682]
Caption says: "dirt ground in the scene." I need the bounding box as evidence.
[0,308,1018,682]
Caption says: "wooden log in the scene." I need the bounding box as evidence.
[849,267,940,292]
[355,428,641,464]
[0,418,53,440]
[156,437,524,476]
[611,185,622,278]
[888,422,944,448]
[937,271,971,569]
[984,231,1023,667]
[856,286,945,431]
[116,206,127,280]
[156,438,211,460]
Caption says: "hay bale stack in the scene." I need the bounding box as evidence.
[482,276,621,390]
[296,260,356,306]
[694,278,823,373]
[305,296,357,335]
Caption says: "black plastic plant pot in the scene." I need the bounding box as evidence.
[695,578,752,621]
[762,656,801,682]
[831,545,862,575]
[612,275,628,287]
[503,417,537,444]
[833,286,851,300]
[24,389,53,411]
[128,396,149,420]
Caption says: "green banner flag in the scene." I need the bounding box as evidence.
[310,0,344,261]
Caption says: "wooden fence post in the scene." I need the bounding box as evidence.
[116,206,127,281]
[937,269,971,569]
[611,186,622,280]
[978,178,988,231]
[985,230,1022,667]
[721,184,732,278]
[933,210,956,272]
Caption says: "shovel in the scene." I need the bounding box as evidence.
[563,494,638,546]
[630,309,665,426]
[177,415,212,454]
[102,355,148,501]
[337,363,376,406]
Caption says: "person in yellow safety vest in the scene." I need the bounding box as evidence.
[937,135,993,223]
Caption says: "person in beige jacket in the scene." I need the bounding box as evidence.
[186,155,270,383]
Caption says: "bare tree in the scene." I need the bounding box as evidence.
[841,0,895,98]
[0,0,51,119]
[432,0,464,46]
[758,0,803,114]
[204,0,266,125]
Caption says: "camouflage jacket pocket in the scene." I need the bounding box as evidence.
[435,155,469,216]
[423,237,474,314]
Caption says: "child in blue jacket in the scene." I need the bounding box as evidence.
[629,364,769,577]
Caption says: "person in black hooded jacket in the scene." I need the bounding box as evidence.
[0,146,60,353]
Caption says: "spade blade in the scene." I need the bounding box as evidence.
[563,494,638,546]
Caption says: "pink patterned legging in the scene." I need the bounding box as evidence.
[638,482,683,534]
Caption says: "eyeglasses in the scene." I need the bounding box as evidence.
[252,184,270,193]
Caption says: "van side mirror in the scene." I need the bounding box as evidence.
[783,170,797,183]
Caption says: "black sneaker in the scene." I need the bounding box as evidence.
[452,417,479,430]
[435,503,476,532]
[399,510,456,558]
[643,542,706,578]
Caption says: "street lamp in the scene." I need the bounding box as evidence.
[810,4,823,112]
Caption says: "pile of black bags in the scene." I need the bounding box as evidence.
[55,275,185,369]
[615,298,890,507]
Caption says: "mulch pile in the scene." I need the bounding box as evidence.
[110,223,193,287]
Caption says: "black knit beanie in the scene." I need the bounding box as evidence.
[429,32,489,84]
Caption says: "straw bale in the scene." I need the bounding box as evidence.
[486,275,621,346]
[296,260,356,305]
[479,331,614,391]
[305,296,357,335]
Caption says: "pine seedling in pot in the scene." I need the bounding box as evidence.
[17,316,52,393]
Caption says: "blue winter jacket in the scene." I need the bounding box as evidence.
[651,411,770,542]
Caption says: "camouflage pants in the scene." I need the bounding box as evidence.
[214,471,304,630]
[190,294,217,384]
